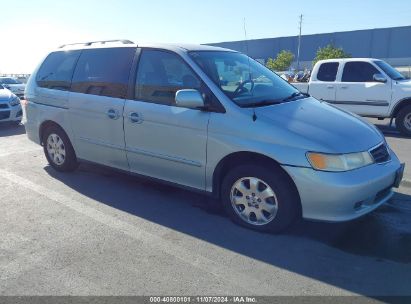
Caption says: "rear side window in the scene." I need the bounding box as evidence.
[71,47,136,98]
[36,51,81,90]
[135,49,201,105]
[317,62,339,82]
[342,62,380,82]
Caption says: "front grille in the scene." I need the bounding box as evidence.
[370,144,390,163]
[0,111,10,120]
[0,104,9,109]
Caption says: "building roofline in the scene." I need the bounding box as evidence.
[207,25,411,45]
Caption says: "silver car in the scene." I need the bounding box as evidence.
[0,84,22,124]
[23,40,404,232]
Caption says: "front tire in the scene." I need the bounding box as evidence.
[396,105,411,137]
[43,125,79,172]
[221,164,300,233]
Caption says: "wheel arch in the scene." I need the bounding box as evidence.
[212,151,301,211]
[392,98,411,117]
[39,120,70,145]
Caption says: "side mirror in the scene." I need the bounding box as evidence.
[373,73,387,83]
[175,89,205,110]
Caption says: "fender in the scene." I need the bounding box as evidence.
[390,97,411,117]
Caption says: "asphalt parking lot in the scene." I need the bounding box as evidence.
[0,121,410,297]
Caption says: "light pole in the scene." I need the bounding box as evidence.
[297,14,303,71]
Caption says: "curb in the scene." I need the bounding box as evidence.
[401,178,411,188]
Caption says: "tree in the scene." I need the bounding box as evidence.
[266,50,294,71]
[313,44,351,65]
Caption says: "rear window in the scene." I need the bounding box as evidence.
[71,47,136,99]
[317,62,339,82]
[36,51,81,90]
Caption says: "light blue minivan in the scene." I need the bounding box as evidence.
[23,40,404,232]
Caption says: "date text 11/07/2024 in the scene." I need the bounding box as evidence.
[149,296,257,303]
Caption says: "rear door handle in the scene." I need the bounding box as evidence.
[129,112,143,123]
[340,85,348,89]
[107,109,120,120]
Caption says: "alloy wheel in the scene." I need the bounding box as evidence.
[46,133,66,166]
[230,177,278,226]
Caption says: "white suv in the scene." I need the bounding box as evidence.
[293,58,411,136]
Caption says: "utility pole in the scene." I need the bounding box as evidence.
[297,14,303,71]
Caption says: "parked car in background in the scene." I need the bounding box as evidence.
[293,58,411,136]
[23,41,404,232]
[0,77,26,99]
[0,84,22,124]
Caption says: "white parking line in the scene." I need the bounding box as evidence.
[0,168,311,295]
[0,148,42,158]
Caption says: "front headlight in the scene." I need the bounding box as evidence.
[306,151,374,172]
[9,96,20,107]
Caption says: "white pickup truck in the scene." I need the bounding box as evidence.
[293,58,411,136]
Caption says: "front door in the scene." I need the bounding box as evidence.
[124,49,210,190]
[335,61,391,116]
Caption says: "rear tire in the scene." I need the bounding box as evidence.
[221,164,300,233]
[396,105,411,137]
[42,125,79,172]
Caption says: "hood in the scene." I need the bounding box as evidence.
[396,79,411,85]
[255,97,383,153]
[0,88,13,101]
[395,79,411,90]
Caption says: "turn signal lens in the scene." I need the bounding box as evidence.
[307,151,374,172]
[307,153,327,170]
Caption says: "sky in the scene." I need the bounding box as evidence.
[1,0,410,73]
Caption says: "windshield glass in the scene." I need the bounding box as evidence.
[373,60,406,80]
[0,78,22,84]
[189,51,301,107]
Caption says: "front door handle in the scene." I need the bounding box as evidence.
[327,85,334,89]
[107,109,120,120]
[129,112,143,123]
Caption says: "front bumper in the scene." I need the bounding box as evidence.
[283,150,403,222]
[0,103,22,122]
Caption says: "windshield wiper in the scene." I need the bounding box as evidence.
[242,99,282,108]
[282,92,309,102]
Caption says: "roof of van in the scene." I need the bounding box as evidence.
[56,40,236,53]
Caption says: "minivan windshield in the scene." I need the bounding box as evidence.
[373,60,407,80]
[189,51,303,107]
